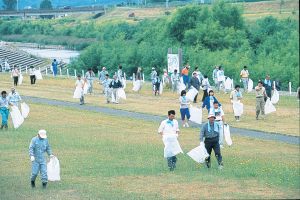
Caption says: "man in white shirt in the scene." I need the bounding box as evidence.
[209,102,226,148]
[29,66,36,85]
[240,66,249,92]
[171,69,180,93]
[85,68,95,94]
[216,66,225,92]
[158,110,183,171]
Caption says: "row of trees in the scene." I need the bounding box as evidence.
[2,0,52,10]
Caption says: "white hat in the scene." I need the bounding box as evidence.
[102,67,106,70]
[38,130,47,139]
[152,67,155,70]
[207,114,216,119]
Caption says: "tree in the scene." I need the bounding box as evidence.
[2,0,17,10]
[40,0,53,10]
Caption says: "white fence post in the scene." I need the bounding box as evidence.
[46,68,48,75]
[133,73,135,82]
[74,69,77,78]
[25,66,28,74]
[19,66,22,74]
[82,70,84,76]
[39,67,41,73]
[98,70,100,78]
[60,68,62,76]
[142,73,145,83]
[273,81,276,90]
[124,72,126,80]
[67,69,69,78]
[289,82,292,95]
[162,75,164,85]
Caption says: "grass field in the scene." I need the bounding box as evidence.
[0,103,299,199]
[1,74,299,136]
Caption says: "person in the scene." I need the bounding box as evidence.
[171,69,180,93]
[158,110,182,171]
[85,68,95,94]
[99,67,108,83]
[189,72,201,103]
[230,85,243,121]
[255,81,267,120]
[153,73,161,96]
[8,87,22,107]
[181,64,190,87]
[52,59,58,77]
[151,67,157,92]
[74,75,85,105]
[200,114,223,170]
[117,65,123,81]
[212,66,219,87]
[135,67,143,92]
[29,66,36,85]
[4,56,10,72]
[162,69,170,87]
[216,66,225,92]
[29,129,54,188]
[264,75,273,99]
[179,90,190,127]
[0,91,12,130]
[201,75,210,102]
[193,67,204,83]
[103,74,112,103]
[11,65,20,86]
[240,66,249,92]
[109,75,123,104]
[209,101,226,148]
[202,90,221,113]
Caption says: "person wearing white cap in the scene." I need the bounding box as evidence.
[29,130,54,188]
[200,114,223,170]
[8,87,22,107]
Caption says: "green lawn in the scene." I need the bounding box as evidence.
[0,103,299,199]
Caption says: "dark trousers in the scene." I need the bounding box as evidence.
[193,94,198,103]
[167,156,177,170]
[202,90,208,102]
[13,76,18,86]
[30,75,36,84]
[205,137,222,165]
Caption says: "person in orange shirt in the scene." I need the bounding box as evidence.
[181,64,190,87]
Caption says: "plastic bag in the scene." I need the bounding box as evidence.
[73,87,83,99]
[247,79,253,92]
[232,101,243,116]
[18,74,23,85]
[21,102,30,118]
[271,89,279,104]
[47,156,61,181]
[265,98,276,114]
[186,87,198,102]
[34,70,43,80]
[225,77,232,90]
[10,106,24,129]
[162,134,183,158]
[223,124,232,146]
[189,106,202,124]
[132,80,141,92]
[117,88,126,100]
[187,145,209,163]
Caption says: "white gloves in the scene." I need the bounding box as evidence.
[30,156,35,162]
[200,142,204,147]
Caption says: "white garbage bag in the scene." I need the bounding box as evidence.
[83,82,89,95]
[162,134,183,158]
[225,77,232,91]
[178,77,186,94]
[117,88,126,100]
[265,98,276,114]
[73,87,83,99]
[232,101,243,116]
[187,145,209,163]
[18,74,23,85]
[159,83,163,95]
[189,106,202,124]
[21,102,30,118]
[132,80,141,92]
[122,78,126,89]
[271,89,279,104]
[10,106,24,129]
[223,124,232,146]
[247,79,253,92]
[186,87,198,102]
[47,156,61,181]
[34,70,43,80]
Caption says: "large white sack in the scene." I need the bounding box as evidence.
[34,70,43,80]
[233,101,243,116]
[189,106,202,124]
[10,106,24,129]
[83,82,89,95]
[21,102,30,118]
[224,124,232,146]
[18,74,23,85]
[178,82,186,94]
[47,156,61,181]
[162,134,183,158]
[73,87,83,98]
[117,88,126,100]
[271,89,279,104]
[265,98,276,114]
[132,80,141,92]
[187,145,209,163]
[186,87,198,102]
[122,78,126,89]
[247,79,253,92]
[225,77,232,90]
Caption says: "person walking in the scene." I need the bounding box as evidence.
[212,66,219,88]
[171,69,180,93]
[85,68,96,94]
[240,66,249,92]
[216,66,225,92]
[153,73,161,96]
[11,65,20,86]
[201,75,210,102]
[200,114,224,169]
[189,72,201,103]
[230,85,243,121]
[99,67,108,83]
[52,59,58,77]
[8,87,22,107]
[158,110,183,171]
[193,67,204,83]
[202,90,221,113]
[135,67,143,92]
[117,65,123,81]
[181,64,190,87]
[151,67,158,92]
[179,90,190,128]
[0,91,12,130]
[29,130,55,188]
[29,66,36,85]
[103,74,112,103]
[74,75,85,105]
[255,81,267,120]
[109,75,123,104]
[264,75,273,100]
[209,101,226,148]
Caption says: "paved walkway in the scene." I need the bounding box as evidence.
[23,96,299,145]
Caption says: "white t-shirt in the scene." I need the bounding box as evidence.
[217,70,225,82]
[209,107,224,121]
[158,119,180,135]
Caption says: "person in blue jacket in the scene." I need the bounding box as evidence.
[202,90,221,112]
[29,130,54,188]
[52,59,58,77]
